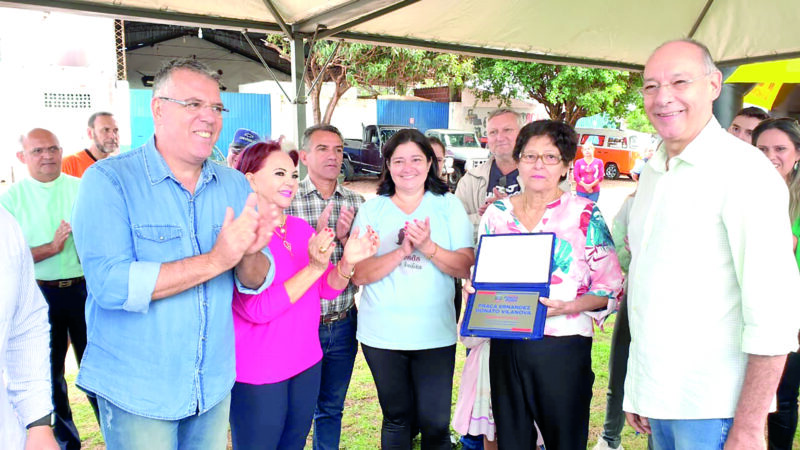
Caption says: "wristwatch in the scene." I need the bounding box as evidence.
[26,412,55,429]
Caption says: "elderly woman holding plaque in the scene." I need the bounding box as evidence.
[352,128,474,450]
[473,120,623,449]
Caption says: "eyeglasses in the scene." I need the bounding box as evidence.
[28,145,61,156]
[519,153,563,165]
[640,72,711,96]
[158,97,229,115]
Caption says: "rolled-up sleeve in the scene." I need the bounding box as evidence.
[723,165,800,355]
[234,247,276,295]
[73,167,160,313]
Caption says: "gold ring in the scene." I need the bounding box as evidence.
[319,246,328,253]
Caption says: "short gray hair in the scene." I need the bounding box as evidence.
[302,124,344,150]
[487,108,522,126]
[152,58,220,96]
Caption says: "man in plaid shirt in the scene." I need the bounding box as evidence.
[286,124,365,450]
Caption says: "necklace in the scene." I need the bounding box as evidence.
[275,215,292,254]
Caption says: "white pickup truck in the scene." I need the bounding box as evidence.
[424,129,489,186]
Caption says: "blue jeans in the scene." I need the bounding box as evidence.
[97,394,230,450]
[649,418,732,450]
[313,308,358,450]
[577,190,600,202]
[230,362,322,450]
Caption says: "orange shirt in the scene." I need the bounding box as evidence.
[62,150,97,178]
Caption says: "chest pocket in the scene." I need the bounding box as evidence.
[132,225,184,262]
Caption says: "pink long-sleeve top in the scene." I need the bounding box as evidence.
[233,215,343,384]
[573,157,604,194]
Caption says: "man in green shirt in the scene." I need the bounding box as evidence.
[0,128,97,449]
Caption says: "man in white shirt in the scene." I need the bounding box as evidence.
[624,39,800,448]
[0,207,59,449]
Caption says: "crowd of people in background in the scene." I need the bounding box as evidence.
[2,37,800,450]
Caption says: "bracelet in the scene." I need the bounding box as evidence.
[426,243,438,260]
[337,262,355,279]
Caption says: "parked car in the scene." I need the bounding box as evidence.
[573,127,650,179]
[341,125,406,180]
[424,129,489,185]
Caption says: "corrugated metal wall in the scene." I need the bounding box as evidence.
[376,100,449,133]
[129,89,271,154]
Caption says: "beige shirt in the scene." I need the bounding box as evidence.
[623,117,800,419]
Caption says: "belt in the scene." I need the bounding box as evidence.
[321,308,352,324]
[36,277,85,288]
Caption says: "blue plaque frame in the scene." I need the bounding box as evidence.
[460,232,556,340]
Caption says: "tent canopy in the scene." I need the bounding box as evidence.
[2,0,799,71]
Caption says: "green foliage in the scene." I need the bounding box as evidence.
[263,35,472,124]
[470,59,641,126]
[622,96,657,134]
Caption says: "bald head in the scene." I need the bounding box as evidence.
[642,40,722,156]
[18,128,63,182]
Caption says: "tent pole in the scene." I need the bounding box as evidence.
[714,65,749,128]
[291,35,308,176]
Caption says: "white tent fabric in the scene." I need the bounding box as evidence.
[2,0,798,70]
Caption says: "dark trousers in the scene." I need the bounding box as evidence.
[599,298,653,449]
[768,351,800,449]
[313,309,359,450]
[490,335,594,450]
[39,281,99,450]
[230,362,322,450]
[362,343,456,450]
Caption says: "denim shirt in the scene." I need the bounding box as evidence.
[71,136,274,420]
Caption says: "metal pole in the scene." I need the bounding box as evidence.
[291,35,308,177]
[714,65,748,128]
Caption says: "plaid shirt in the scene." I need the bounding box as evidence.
[286,177,366,316]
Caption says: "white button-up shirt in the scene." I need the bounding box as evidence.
[623,117,800,420]
[0,207,52,447]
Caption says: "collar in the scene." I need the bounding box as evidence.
[142,135,218,186]
[83,148,98,162]
[297,176,344,200]
[652,116,722,172]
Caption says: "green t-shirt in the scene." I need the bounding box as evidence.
[0,174,83,280]
[793,215,800,271]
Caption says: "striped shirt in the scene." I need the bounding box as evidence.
[0,207,53,447]
[286,177,365,316]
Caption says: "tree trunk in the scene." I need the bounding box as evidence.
[308,83,322,125]
[322,83,350,125]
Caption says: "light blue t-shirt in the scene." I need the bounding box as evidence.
[353,191,473,350]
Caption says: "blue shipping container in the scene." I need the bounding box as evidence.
[377,99,449,133]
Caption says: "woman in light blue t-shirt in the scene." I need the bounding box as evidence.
[352,128,474,450]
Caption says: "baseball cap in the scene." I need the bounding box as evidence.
[231,128,261,150]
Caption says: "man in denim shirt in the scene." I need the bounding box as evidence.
[71,59,276,449]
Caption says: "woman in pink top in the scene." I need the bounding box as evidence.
[229,141,378,450]
[573,142,604,202]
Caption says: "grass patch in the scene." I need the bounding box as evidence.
[67,316,795,449]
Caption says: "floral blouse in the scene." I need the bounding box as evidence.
[478,192,623,337]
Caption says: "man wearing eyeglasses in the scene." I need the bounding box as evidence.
[623,39,800,447]
[0,128,95,449]
[71,58,277,449]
